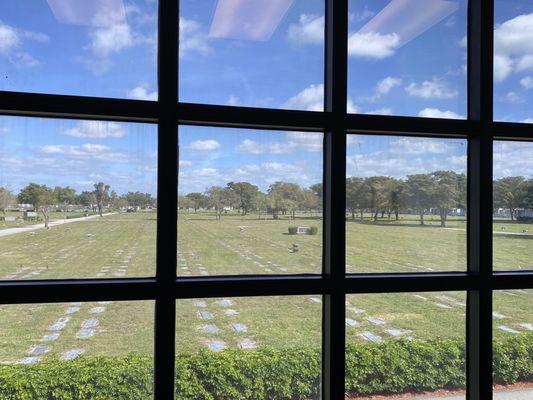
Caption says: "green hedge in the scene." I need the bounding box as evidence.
[0,334,532,399]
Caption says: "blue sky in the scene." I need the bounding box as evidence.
[0,0,532,196]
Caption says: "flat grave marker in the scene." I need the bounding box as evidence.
[232,323,248,333]
[239,339,257,349]
[365,317,386,326]
[498,325,520,334]
[207,340,226,352]
[345,318,359,327]
[360,331,383,343]
[61,349,85,361]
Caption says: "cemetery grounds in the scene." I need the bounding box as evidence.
[0,210,531,376]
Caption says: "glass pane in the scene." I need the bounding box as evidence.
[179,0,325,110]
[493,290,533,398]
[0,116,157,279]
[176,296,321,399]
[346,135,467,273]
[0,0,157,99]
[178,125,323,276]
[494,0,533,123]
[345,292,466,399]
[0,301,154,397]
[347,0,467,118]
[493,141,533,270]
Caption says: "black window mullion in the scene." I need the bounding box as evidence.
[467,1,494,399]
[323,0,348,399]
[155,0,179,399]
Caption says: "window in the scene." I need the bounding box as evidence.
[0,1,532,399]
[0,0,157,99]
[347,0,468,118]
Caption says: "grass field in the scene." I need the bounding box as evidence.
[0,211,531,373]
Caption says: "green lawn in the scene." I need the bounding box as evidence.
[0,210,530,366]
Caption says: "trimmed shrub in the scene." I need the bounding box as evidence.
[309,226,318,235]
[288,226,297,235]
[0,335,531,399]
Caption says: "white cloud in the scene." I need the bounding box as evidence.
[88,23,134,57]
[348,31,400,59]
[39,143,129,162]
[347,99,360,114]
[346,136,467,179]
[494,55,513,82]
[237,139,264,154]
[493,141,533,178]
[405,77,458,99]
[0,127,9,134]
[180,17,211,57]
[350,9,375,23]
[236,132,323,155]
[505,91,525,104]
[0,22,45,67]
[494,13,533,81]
[227,95,240,106]
[21,30,49,43]
[179,160,192,167]
[287,14,323,45]
[365,108,393,116]
[187,139,220,151]
[363,76,402,102]
[376,76,402,96]
[521,118,533,123]
[127,84,158,101]
[418,108,465,119]
[284,84,359,113]
[0,22,20,54]
[63,121,127,138]
[390,137,452,155]
[283,83,323,111]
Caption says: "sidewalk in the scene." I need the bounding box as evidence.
[0,213,116,238]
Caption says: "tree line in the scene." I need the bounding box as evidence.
[179,172,533,227]
[0,182,156,228]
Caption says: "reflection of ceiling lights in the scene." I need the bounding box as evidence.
[209,0,294,41]
[46,0,126,27]
[359,0,459,48]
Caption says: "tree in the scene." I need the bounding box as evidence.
[256,192,269,220]
[185,192,208,213]
[309,183,323,209]
[405,174,437,225]
[346,177,367,220]
[267,182,304,219]
[18,183,55,228]
[227,181,259,215]
[432,171,464,227]
[178,195,194,210]
[524,179,533,209]
[93,182,110,217]
[493,176,527,221]
[387,179,407,221]
[365,176,393,221]
[53,186,77,212]
[78,191,96,211]
[0,187,16,219]
[205,186,237,220]
[123,192,155,209]
[300,188,320,214]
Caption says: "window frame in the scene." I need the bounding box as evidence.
[0,0,532,399]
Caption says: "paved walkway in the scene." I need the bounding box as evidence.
[443,227,532,237]
[397,389,533,399]
[0,213,116,238]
